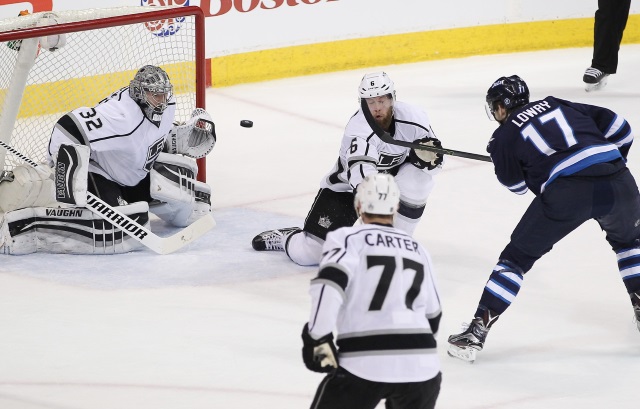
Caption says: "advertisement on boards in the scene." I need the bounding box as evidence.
[1,0,627,59]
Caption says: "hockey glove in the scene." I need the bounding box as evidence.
[165,108,216,159]
[301,323,338,373]
[408,137,444,170]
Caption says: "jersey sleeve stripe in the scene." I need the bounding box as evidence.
[313,264,349,291]
[347,156,377,169]
[603,115,626,138]
[56,114,90,146]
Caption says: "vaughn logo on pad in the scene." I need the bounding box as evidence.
[55,144,79,204]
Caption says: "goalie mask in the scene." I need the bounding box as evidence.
[358,72,396,102]
[130,65,173,123]
[485,75,529,120]
[354,173,400,216]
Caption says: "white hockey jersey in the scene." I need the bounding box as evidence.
[308,223,442,383]
[321,101,441,192]
[47,87,176,187]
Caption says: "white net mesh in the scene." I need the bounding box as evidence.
[0,6,200,171]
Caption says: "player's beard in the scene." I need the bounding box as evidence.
[375,108,393,131]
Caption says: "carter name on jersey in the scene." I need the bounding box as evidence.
[364,232,419,253]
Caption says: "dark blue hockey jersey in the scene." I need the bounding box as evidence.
[487,96,633,195]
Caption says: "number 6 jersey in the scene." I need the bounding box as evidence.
[47,87,176,187]
[307,222,442,383]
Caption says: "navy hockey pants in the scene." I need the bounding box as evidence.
[500,164,640,273]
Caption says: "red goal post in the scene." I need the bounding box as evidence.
[0,6,207,181]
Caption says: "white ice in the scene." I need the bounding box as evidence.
[1,45,640,409]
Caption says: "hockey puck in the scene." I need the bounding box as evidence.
[240,120,253,128]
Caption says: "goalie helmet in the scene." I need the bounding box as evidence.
[129,65,173,122]
[485,75,529,119]
[358,72,396,101]
[354,173,400,216]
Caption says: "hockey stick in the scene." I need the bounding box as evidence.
[359,99,492,163]
[0,140,215,254]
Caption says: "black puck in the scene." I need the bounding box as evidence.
[240,120,253,128]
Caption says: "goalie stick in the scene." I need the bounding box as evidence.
[359,99,492,163]
[0,140,215,254]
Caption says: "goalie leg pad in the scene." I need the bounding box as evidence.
[54,144,89,206]
[0,164,56,212]
[151,180,212,227]
[150,152,212,227]
[0,202,149,255]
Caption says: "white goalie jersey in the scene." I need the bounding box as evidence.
[307,223,442,383]
[321,101,442,192]
[47,87,176,187]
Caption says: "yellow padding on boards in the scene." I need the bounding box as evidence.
[1,62,194,118]
[211,15,640,87]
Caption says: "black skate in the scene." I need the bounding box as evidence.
[447,309,499,363]
[252,227,301,251]
[583,67,609,92]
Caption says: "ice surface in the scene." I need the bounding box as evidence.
[2,45,640,408]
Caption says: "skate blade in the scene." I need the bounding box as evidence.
[585,76,608,92]
[447,344,477,363]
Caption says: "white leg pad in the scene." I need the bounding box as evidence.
[0,165,56,212]
[0,202,149,255]
[150,152,212,227]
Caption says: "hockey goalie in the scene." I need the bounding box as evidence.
[0,65,216,255]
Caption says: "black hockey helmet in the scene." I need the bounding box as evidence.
[485,75,529,117]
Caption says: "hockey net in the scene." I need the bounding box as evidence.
[0,6,207,180]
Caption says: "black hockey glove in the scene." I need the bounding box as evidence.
[408,137,444,170]
[301,323,338,373]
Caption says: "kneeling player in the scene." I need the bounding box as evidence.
[0,65,216,254]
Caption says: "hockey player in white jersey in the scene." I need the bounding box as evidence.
[252,72,444,266]
[301,173,442,409]
[0,65,216,254]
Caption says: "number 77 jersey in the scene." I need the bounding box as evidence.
[307,223,442,383]
[487,96,632,196]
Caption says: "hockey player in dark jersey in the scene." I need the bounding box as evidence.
[448,75,640,362]
[302,173,442,409]
[251,72,444,266]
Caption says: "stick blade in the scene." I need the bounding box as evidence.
[160,213,216,254]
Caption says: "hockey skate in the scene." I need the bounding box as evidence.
[631,292,640,333]
[447,309,499,363]
[583,67,609,92]
[252,227,301,251]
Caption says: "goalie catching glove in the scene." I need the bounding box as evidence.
[408,136,444,170]
[301,323,338,373]
[165,108,216,159]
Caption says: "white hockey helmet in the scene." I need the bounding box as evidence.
[354,173,400,216]
[129,65,173,122]
[358,72,396,101]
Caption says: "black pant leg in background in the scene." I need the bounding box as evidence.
[592,0,631,73]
